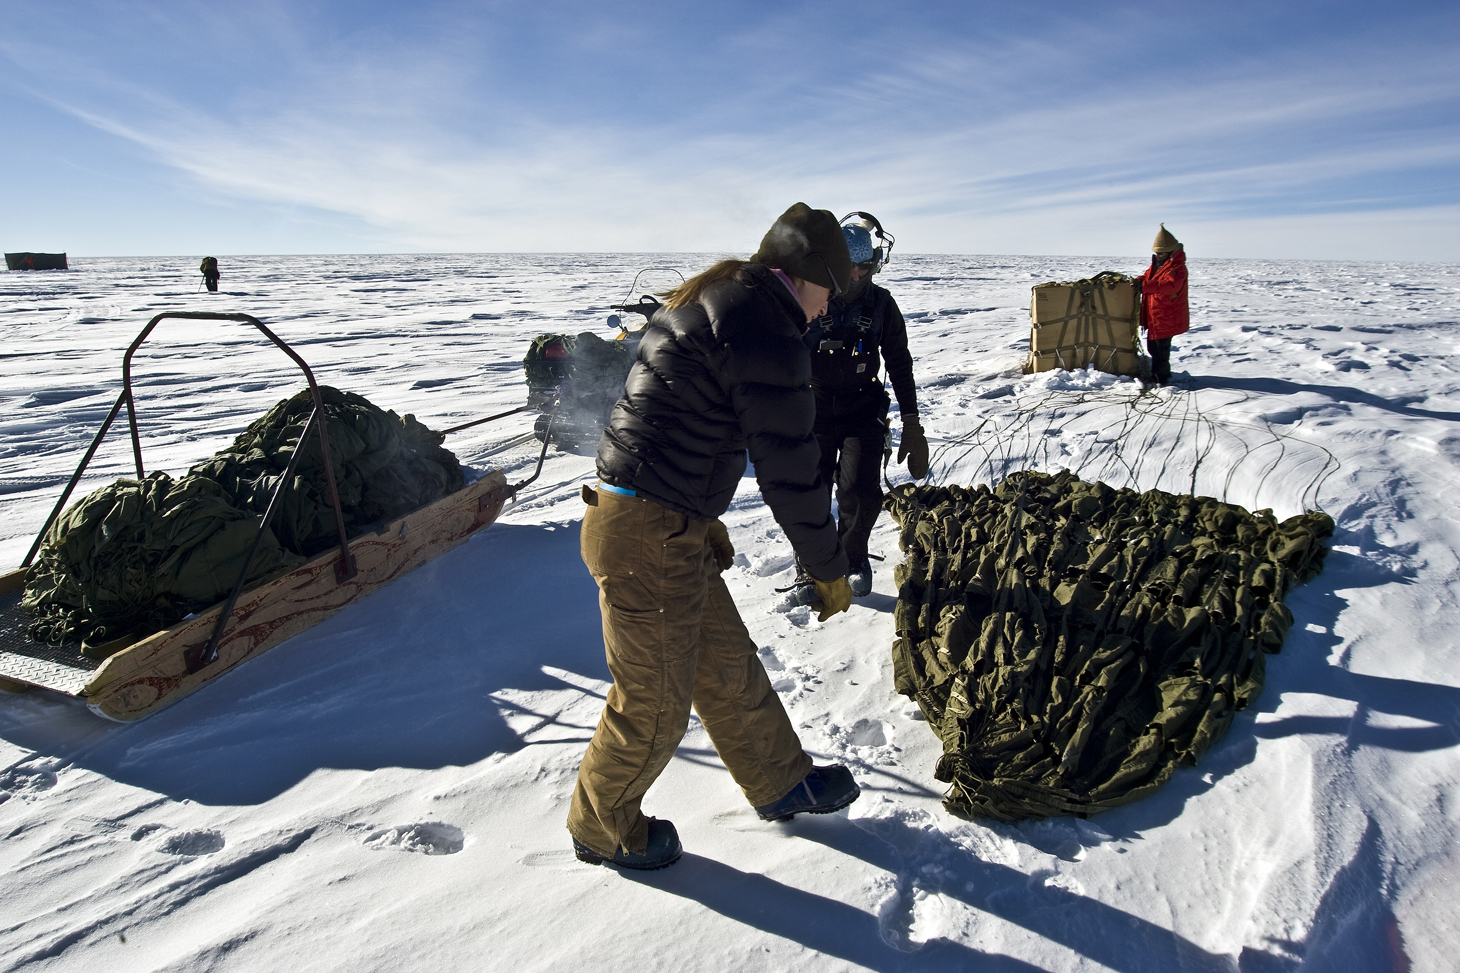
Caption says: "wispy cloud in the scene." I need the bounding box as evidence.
[2,1,1456,258]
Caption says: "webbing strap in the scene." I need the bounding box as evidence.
[820,286,891,341]
[1026,276,1142,372]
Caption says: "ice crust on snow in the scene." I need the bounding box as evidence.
[0,252,1457,971]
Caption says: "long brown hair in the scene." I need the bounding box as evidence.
[662,259,753,309]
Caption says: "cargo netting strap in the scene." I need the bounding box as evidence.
[884,471,1333,821]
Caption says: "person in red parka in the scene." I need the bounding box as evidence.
[1138,224,1189,385]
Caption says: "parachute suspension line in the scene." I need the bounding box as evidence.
[908,378,1338,515]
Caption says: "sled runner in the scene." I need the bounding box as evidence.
[0,311,525,721]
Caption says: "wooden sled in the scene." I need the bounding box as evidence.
[0,311,542,721]
[0,471,510,720]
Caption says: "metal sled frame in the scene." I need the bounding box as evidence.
[0,312,514,720]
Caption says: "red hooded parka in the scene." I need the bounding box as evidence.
[1140,249,1189,340]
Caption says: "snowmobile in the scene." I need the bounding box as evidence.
[521,267,682,453]
[0,311,553,722]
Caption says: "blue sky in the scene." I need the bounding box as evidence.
[2,1,1456,259]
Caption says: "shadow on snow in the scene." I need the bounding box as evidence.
[0,522,606,805]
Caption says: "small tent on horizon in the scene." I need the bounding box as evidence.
[5,252,68,271]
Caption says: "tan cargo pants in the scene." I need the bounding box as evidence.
[567,486,812,856]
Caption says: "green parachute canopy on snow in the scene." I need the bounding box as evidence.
[884,470,1333,821]
[22,386,465,655]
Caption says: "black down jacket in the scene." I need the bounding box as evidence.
[596,263,847,581]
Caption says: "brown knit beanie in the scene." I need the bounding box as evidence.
[1152,223,1183,253]
[752,203,852,295]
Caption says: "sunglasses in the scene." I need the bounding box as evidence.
[810,252,843,300]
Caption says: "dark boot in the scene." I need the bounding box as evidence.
[848,558,873,597]
[776,555,820,610]
[572,816,682,870]
[754,765,861,822]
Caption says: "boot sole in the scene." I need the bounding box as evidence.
[572,841,682,870]
[757,784,862,822]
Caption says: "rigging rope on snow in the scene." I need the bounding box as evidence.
[919,379,1339,514]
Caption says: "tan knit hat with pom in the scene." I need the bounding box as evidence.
[1152,224,1183,253]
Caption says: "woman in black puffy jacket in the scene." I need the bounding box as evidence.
[567,204,860,871]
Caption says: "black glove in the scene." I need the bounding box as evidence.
[898,417,929,480]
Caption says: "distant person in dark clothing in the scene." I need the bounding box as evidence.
[200,256,220,292]
[1138,225,1189,385]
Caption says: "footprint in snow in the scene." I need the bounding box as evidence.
[847,719,889,748]
[363,822,464,856]
[0,761,60,803]
[782,605,814,628]
[63,815,126,837]
[1034,868,1085,895]
[711,807,780,833]
[158,829,226,856]
[520,849,583,870]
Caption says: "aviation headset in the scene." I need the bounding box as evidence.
[839,211,895,274]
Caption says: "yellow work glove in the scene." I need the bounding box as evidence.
[706,520,735,572]
[812,576,853,622]
[898,416,929,480]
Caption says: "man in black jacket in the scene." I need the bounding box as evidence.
[787,213,926,602]
[200,256,220,292]
[568,204,860,871]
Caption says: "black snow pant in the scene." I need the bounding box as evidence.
[204,273,220,293]
[1147,336,1172,383]
[813,386,888,568]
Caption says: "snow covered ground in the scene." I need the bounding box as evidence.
[1,252,1456,971]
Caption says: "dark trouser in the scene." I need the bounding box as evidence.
[1147,336,1173,383]
[204,274,219,292]
[568,488,811,856]
[813,387,889,567]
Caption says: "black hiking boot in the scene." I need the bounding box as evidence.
[572,817,682,870]
[775,556,821,611]
[755,765,861,822]
[848,558,873,597]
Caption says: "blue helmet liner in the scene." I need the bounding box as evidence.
[843,225,875,263]
[839,211,894,274]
